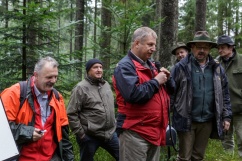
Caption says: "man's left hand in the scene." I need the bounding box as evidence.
[223,121,230,131]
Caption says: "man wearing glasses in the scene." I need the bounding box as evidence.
[170,31,232,161]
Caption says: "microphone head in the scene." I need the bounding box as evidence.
[154,61,161,72]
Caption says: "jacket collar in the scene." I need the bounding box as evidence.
[85,76,105,86]
[128,50,154,68]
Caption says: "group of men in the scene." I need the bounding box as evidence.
[171,31,242,160]
[0,26,241,161]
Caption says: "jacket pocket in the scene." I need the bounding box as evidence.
[233,69,242,89]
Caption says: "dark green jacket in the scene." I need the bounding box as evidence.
[191,58,215,122]
[217,50,242,114]
[171,53,232,139]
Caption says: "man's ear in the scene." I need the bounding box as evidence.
[134,39,140,47]
[229,45,234,51]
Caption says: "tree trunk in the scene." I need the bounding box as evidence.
[153,0,162,61]
[69,2,73,60]
[57,1,61,56]
[38,1,43,46]
[217,1,224,35]
[195,0,207,31]
[22,0,27,80]
[234,0,240,47]
[141,1,154,26]
[26,0,38,77]
[119,0,128,56]
[84,0,88,62]
[227,0,232,35]
[100,0,112,80]
[75,0,85,79]
[93,0,98,58]
[159,0,178,68]
[3,0,8,55]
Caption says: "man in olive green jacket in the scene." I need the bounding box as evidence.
[217,35,242,157]
[67,58,119,161]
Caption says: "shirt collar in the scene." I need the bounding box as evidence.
[132,52,147,64]
[222,52,235,62]
[200,57,210,68]
[34,85,48,98]
[129,51,150,68]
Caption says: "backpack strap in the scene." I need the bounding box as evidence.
[19,81,27,109]
[52,88,60,101]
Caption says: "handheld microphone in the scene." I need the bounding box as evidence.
[154,61,162,72]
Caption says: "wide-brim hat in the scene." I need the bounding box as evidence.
[171,42,190,55]
[217,35,235,46]
[186,31,217,48]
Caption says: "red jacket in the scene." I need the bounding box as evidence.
[1,77,70,160]
[113,52,170,146]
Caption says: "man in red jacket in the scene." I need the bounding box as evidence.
[113,27,174,161]
[1,56,74,161]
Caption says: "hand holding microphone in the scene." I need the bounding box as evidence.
[159,67,170,79]
[155,67,170,85]
[154,61,170,85]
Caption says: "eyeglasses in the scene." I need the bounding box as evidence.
[195,45,210,51]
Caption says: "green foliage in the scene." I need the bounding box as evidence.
[0,1,53,88]
[100,0,157,59]
[95,0,163,83]
[0,0,242,92]
[178,0,196,42]
[178,0,242,50]
[0,1,77,92]
[70,133,241,161]
[205,139,240,161]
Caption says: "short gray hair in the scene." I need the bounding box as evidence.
[131,27,157,45]
[34,56,59,73]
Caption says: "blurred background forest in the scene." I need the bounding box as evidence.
[0,0,242,160]
[0,0,241,93]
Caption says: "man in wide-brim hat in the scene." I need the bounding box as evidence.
[186,31,217,48]
[186,31,218,64]
[216,35,242,157]
[170,31,232,161]
[171,42,190,62]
